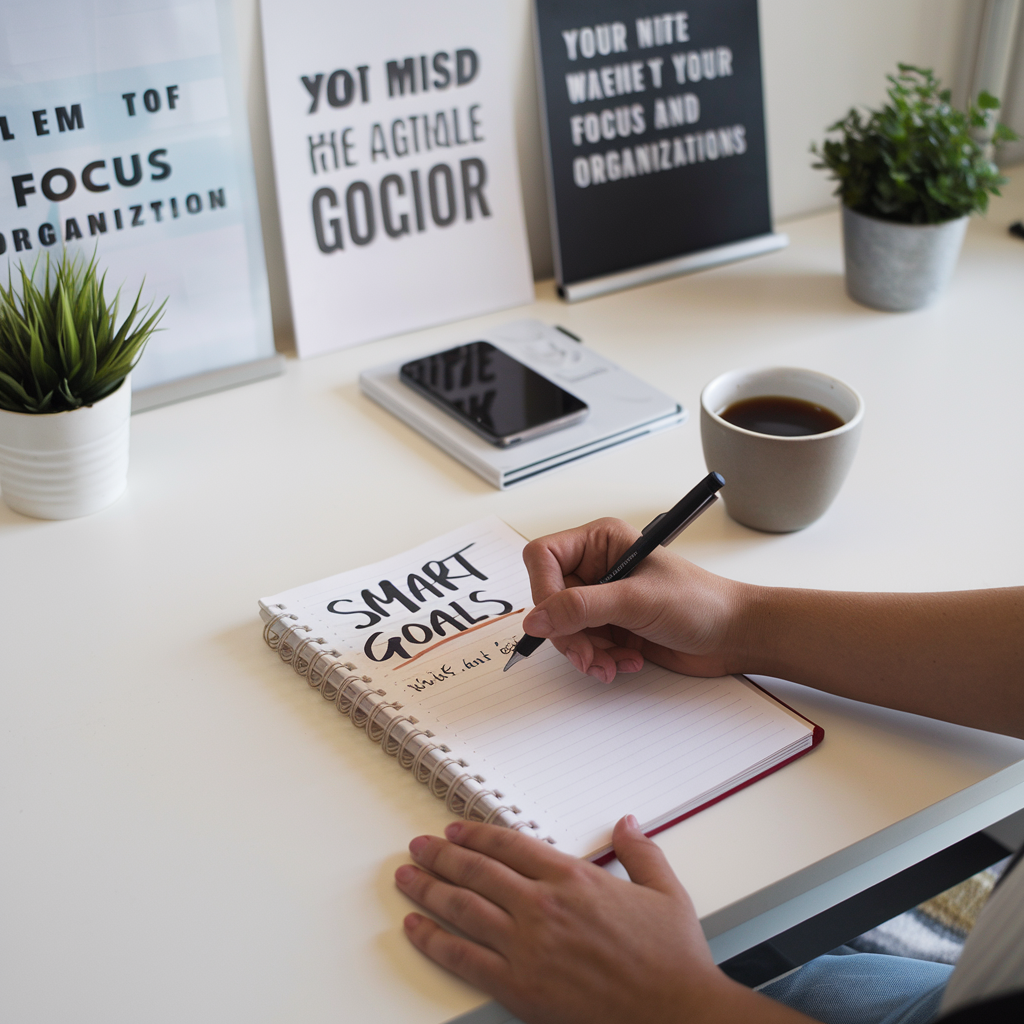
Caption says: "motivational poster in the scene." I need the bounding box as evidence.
[260,0,534,358]
[535,0,784,299]
[0,0,276,400]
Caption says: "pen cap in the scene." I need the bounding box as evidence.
[659,493,718,545]
[642,490,722,546]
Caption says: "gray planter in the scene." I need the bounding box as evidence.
[842,206,968,312]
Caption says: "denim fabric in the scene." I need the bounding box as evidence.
[759,948,953,1024]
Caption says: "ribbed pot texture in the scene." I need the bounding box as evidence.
[0,377,131,519]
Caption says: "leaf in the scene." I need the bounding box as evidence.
[0,248,165,412]
[0,368,36,412]
[812,64,1015,224]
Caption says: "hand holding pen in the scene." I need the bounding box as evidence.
[505,472,726,678]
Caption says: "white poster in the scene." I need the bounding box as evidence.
[0,0,275,394]
[260,0,535,358]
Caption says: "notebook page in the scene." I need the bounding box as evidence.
[400,636,813,858]
[261,517,815,860]
[260,518,532,664]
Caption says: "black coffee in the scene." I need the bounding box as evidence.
[720,395,845,436]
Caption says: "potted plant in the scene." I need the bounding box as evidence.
[0,251,164,519]
[813,64,1015,312]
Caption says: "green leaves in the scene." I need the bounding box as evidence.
[812,64,1017,224]
[0,250,165,414]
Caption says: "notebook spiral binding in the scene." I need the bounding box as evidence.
[262,605,549,840]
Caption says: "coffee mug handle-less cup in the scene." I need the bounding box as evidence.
[700,367,864,533]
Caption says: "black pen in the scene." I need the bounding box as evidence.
[503,472,726,671]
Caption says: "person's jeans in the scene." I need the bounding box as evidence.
[759,947,953,1024]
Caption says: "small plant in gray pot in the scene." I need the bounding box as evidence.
[813,64,1015,312]
[0,251,164,519]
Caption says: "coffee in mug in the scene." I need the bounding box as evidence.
[719,396,845,437]
[700,368,864,533]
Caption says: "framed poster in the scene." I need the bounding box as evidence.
[534,0,787,300]
[0,0,280,410]
[260,0,535,358]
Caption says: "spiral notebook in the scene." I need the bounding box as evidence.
[258,518,822,861]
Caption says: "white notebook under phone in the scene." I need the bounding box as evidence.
[359,320,686,488]
[258,518,821,861]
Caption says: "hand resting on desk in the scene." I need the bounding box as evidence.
[397,518,1024,1024]
[396,817,813,1024]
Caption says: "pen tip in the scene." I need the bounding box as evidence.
[503,651,525,672]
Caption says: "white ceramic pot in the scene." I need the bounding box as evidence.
[0,377,131,519]
[842,206,969,312]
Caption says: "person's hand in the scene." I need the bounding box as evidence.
[395,819,811,1024]
[521,518,757,683]
[395,817,807,1024]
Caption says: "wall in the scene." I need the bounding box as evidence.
[993,6,1024,164]
[229,0,973,346]
[760,0,971,220]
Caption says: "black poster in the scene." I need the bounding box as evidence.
[534,0,774,294]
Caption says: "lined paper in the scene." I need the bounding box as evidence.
[262,519,815,859]
[407,638,812,856]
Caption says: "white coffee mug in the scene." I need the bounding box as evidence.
[700,367,864,532]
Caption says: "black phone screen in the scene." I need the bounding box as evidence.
[400,341,587,446]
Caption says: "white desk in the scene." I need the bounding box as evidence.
[3,172,1024,1024]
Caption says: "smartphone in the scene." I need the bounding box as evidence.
[400,341,588,447]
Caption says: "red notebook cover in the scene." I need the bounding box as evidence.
[592,676,823,866]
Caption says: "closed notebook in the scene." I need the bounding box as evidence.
[258,518,822,861]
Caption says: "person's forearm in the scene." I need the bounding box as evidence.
[734,586,1024,737]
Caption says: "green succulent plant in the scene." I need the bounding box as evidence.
[812,64,1017,225]
[0,249,165,414]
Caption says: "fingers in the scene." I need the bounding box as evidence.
[404,833,530,910]
[612,815,686,897]
[523,519,641,606]
[524,578,655,641]
[403,912,510,992]
[522,534,577,608]
[558,636,643,683]
[395,862,512,948]
[444,820,578,880]
[522,520,658,684]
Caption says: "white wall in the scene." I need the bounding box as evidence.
[760,0,971,220]
[230,0,973,345]
[993,4,1024,164]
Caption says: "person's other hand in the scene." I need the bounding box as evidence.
[396,817,800,1024]
[521,518,756,683]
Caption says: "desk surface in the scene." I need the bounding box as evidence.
[3,173,1024,1024]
